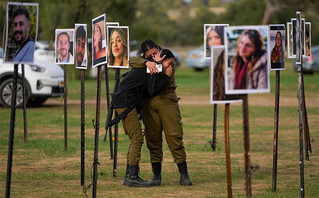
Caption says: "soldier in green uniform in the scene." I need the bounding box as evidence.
[130,39,192,186]
[108,49,174,187]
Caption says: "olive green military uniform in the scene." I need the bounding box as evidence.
[116,108,143,165]
[130,57,187,164]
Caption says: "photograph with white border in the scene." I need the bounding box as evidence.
[55,29,74,65]
[107,26,129,68]
[292,18,305,58]
[204,24,228,59]
[305,22,311,57]
[4,2,38,64]
[75,24,87,69]
[106,22,119,26]
[225,25,270,95]
[269,24,285,70]
[210,46,241,104]
[106,22,119,58]
[287,22,295,59]
[92,14,107,67]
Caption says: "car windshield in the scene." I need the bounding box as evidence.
[0,47,3,58]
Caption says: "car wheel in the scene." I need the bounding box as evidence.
[194,68,203,71]
[0,78,28,108]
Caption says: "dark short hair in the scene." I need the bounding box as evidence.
[160,49,175,61]
[76,26,86,41]
[13,6,30,21]
[57,32,70,43]
[137,39,162,57]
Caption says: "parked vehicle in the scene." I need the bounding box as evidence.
[34,41,55,63]
[0,47,64,107]
[184,45,210,71]
[294,45,319,74]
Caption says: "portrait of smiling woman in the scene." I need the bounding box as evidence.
[204,24,227,58]
[93,23,106,60]
[92,14,107,67]
[107,26,129,67]
[225,26,270,94]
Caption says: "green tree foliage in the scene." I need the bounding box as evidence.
[1,0,319,51]
[220,0,267,26]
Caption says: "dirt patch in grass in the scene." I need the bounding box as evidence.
[44,94,319,107]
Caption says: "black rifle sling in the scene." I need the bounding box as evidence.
[107,104,136,127]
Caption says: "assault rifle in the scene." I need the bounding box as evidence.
[105,74,120,129]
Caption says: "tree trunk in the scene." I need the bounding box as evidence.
[262,0,280,25]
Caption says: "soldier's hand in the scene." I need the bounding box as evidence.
[146,61,159,75]
[165,66,173,77]
[153,50,166,62]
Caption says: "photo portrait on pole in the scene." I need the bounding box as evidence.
[204,24,228,59]
[75,24,87,69]
[210,46,241,104]
[107,26,129,68]
[4,2,38,64]
[269,24,286,70]
[287,22,294,59]
[292,18,305,58]
[55,29,74,65]
[225,26,270,95]
[92,14,107,67]
[105,22,119,59]
[305,22,311,57]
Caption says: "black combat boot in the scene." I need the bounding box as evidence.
[177,162,192,186]
[126,164,130,176]
[151,162,162,186]
[123,165,151,187]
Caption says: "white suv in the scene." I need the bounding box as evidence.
[0,47,64,107]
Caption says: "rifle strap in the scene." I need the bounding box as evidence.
[108,104,136,127]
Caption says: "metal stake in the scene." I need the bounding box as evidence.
[113,69,120,177]
[63,65,68,151]
[272,70,280,192]
[22,64,28,143]
[93,66,102,197]
[80,69,85,186]
[212,104,217,151]
[224,103,232,198]
[104,64,113,159]
[5,64,18,198]
[301,66,311,159]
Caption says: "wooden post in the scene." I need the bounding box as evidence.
[296,11,305,198]
[224,103,232,197]
[242,94,251,198]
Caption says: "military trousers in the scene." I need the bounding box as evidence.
[116,108,144,165]
[143,92,186,164]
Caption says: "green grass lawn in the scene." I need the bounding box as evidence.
[0,62,318,197]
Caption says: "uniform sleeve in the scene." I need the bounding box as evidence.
[146,73,170,96]
[129,56,147,69]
